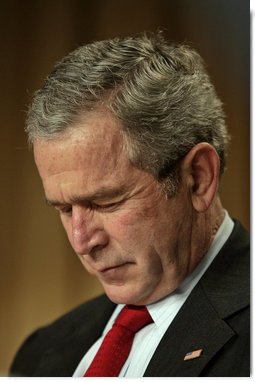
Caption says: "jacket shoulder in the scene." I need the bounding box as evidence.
[10,294,115,376]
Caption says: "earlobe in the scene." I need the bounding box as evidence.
[181,143,220,212]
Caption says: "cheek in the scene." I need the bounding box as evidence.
[106,210,148,245]
[107,213,163,267]
[109,207,156,246]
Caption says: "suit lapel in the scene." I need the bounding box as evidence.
[144,284,235,376]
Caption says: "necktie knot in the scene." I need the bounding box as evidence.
[115,305,153,333]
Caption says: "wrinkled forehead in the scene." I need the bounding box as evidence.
[33,110,131,185]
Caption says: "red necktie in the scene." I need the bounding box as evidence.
[84,305,153,377]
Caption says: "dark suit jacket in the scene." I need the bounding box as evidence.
[10,220,250,377]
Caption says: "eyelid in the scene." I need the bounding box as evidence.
[53,201,118,214]
[92,200,123,211]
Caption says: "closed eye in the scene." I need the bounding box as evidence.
[54,202,121,215]
[92,200,123,212]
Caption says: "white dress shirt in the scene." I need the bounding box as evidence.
[73,211,234,377]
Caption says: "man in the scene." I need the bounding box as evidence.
[10,32,249,377]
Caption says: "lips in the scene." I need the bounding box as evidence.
[100,263,129,273]
[94,262,134,279]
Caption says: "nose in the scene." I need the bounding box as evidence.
[70,207,109,256]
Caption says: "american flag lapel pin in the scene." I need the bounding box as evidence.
[184,348,203,361]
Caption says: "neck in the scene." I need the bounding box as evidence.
[189,197,225,273]
[208,197,225,243]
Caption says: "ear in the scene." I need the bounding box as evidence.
[180,143,220,212]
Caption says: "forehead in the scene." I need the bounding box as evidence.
[33,111,135,197]
[34,111,125,169]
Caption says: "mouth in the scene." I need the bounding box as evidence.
[100,262,131,273]
[97,262,133,280]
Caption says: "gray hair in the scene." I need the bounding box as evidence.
[26,32,230,194]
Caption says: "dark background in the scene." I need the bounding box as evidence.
[0,0,249,375]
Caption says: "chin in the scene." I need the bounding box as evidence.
[102,283,153,306]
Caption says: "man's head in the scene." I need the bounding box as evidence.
[30,33,228,305]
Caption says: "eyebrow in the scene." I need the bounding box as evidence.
[45,185,129,207]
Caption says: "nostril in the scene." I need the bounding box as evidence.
[86,232,109,256]
[89,244,107,256]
